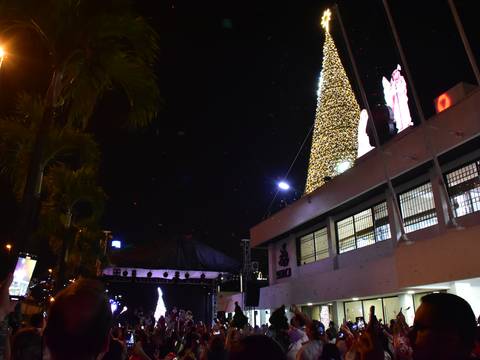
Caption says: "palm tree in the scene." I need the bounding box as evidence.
[0,0,161,251]
[0,93,100,200]
[40,164,106,288]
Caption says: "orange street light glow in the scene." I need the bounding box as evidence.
[5,244,12,251]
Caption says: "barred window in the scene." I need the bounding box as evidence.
[446,161,480,217]
[373,202,391,241]
[399,183,438,233]
[337,201,391,254]
[299,227,329,265]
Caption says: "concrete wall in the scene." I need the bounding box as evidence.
[259,212,480,310]
[395,213,480,288]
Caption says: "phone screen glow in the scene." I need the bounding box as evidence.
[9,255,37,297]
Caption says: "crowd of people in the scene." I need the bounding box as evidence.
[1,273,480,360]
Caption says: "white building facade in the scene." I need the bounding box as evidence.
[251,86,480,326]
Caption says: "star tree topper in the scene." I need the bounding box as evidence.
[321,9,332,33]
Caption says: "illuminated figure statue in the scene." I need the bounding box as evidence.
[357,109,374,158]
[382,64,413,133]
[154,286,167,322]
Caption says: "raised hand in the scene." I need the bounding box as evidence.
[0,273,17,320]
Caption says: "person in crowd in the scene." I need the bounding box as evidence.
[321,343,341,360]
[407,293,477,360]
[352,293,477,360]
[0,273,16,360]
[130,330,154,360]
[200,335,227,360]
[104,327,128,360]
[335,338,348,360]
[11,327,42,360]
[326,321,338,342]
[287,308,308,360]
[229,334,286,360]
[268,305,291,353]
[296,320,324,360]
[43,278,113,360]
[178,331,201,360]
[230,302,248,329]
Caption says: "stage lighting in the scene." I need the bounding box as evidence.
[122,270,128,277]
[163,272,168,278]
[184,272,190,279]
[147,271,152,278]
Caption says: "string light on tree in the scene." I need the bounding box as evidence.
[304,8,360,194]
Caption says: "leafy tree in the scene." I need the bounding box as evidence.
[0,0,161,250]
[0,93,99,200]
[40,164,106,287]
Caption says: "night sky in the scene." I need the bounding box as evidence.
[95,0,479,260]
[1,0,479,262]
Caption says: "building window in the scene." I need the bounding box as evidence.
[337,202,390,254]
[299,227,329,265]
[446,161,480,217]
[399,183,438,233]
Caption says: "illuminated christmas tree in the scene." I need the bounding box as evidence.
[304,9,360,194]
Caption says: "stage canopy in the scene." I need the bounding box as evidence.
[105,236,240,278]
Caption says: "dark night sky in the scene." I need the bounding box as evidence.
[94,0,479,260]
[1,0,479,262]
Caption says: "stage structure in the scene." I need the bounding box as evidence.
[102,235,240,324]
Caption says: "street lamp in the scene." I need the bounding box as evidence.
[5,243,12,253]
[278,181,290,191]
[0,46,5,68]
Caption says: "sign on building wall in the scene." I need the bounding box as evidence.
[276,243,291,279]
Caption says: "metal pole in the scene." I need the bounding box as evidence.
[447,0,480,85]
[382,0,459,228]
[334,4,408,243]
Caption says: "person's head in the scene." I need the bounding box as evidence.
[290,315,305,329]
[409,293,476,360]
[269,305,288,331]
[11,327,42,360]
[328,321,335,328]
[306,320,323,341]
[229,335,286,360]
[30,312,45,330]
[44,279,112,360]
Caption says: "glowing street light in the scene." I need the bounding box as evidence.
[5,243,12,252]
[278,181,290,191]
[0,46,5,68]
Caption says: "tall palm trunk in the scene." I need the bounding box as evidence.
[17,70,60,254]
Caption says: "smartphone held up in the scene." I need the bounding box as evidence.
[8,253,37,300]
